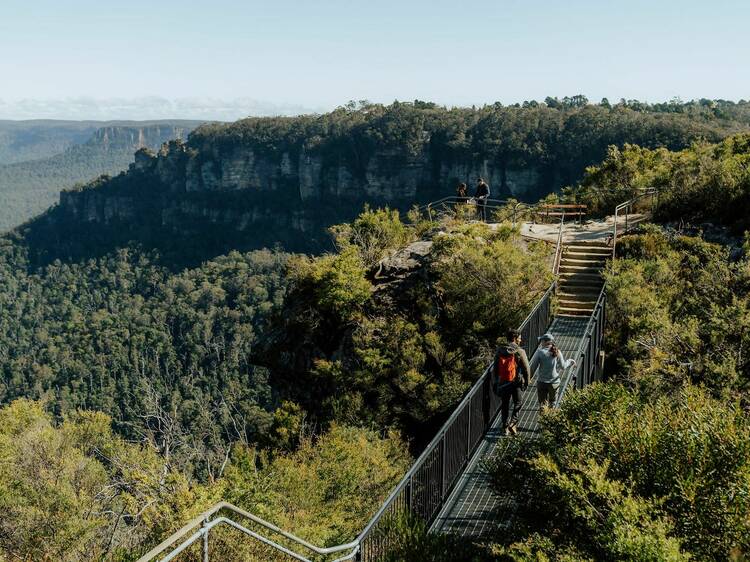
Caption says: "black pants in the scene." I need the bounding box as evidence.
[500,383,522,427]
[477,199,487,221]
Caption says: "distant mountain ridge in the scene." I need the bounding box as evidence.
[0,97,320,121]
[0,121,204,231]
[0,119,205,165]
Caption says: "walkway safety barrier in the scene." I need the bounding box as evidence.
[138,283,555,562]
[612,188,658,259]
[141,190,657,562]
[557,287,607,402]
[416,197,533,226]
[355,282,554,560]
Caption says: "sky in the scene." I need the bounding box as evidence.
[1,0,748,120]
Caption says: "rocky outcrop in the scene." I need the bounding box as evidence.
[53,133,552,261]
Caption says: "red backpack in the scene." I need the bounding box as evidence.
[496,352,517,383]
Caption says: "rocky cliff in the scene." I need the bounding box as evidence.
[29,100,737,266]
[56,137,548,259]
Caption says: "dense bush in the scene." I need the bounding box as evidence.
[431,223,552,347]
[0,399,211,561]
[568,133,750,232]
[267,213,552,439]
[603,227,750,398]
[330,206,414,267]
[485,383,750,561]
[0,399,410,561]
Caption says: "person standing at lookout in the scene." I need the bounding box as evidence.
[475,178,490,221]
[493,329,531,436]
[529,333,576,410]
[456,182,468,202]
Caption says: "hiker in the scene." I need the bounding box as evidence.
[475,178,490,221]
[529,333,576,410]
[456,182,468,202]
[493,329,531,436]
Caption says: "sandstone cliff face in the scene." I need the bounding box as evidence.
[57,137,550,256]
[87,125,193,152]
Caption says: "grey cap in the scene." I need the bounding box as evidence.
[538,332,555,342]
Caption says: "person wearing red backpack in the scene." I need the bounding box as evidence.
[493,329,531,436]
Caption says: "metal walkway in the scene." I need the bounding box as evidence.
[430,315,589,537]
[139,187,652,561]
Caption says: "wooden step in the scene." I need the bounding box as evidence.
[558,290,601,300]
[564,250,610,260]
[566,246,611,255]
[559,264,602,274]
[560,257,606,266]
[558,299,596,310]
[573,240,611,248]
[558,279,604,290]
[558,306,594,316]
[559,271,602,282]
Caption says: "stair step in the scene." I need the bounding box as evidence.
[558,279,604,289]
[558,300,596,310]
[560,257,607,266]
[566,246,611,254]
[565,251,609,258]
[559,264,602,274]
[558,306,594,316]
[558,291,601,300]
[572,241,611,248]
[559,271,602,281]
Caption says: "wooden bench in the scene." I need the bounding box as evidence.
[535,204,587,222]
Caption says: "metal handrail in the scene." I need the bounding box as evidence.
[416,196,534,226]
[146,189,641,561]
[554,287,607,406]
[552,211,566,276]
[416,196,514,213]
[137,502,359,562]
[612,187,658,259]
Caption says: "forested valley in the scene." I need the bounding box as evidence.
[1,101,750,560]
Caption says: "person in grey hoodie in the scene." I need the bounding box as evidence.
[529,333,576,410]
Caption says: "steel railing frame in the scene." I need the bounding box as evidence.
[416,196,534,226]
[136,502,360,562]
[555,287,607,405]
[552,211,566,277]
[611,187,658,260]
[354,281,555,560]
[144,189,645,562]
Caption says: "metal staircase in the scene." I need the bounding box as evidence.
[557,241,609,316]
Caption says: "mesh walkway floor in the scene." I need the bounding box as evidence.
[430,315,589,538]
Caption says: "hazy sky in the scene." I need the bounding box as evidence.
[1,0,748,119]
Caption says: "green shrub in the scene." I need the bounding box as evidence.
[486,384,750,561]
[330,206,413,267]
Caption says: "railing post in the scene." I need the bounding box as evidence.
[466,404,471,458]
[202,517,210,562]
[625,204,630,232]
[407,477,412,513]
[440,438,447,499]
